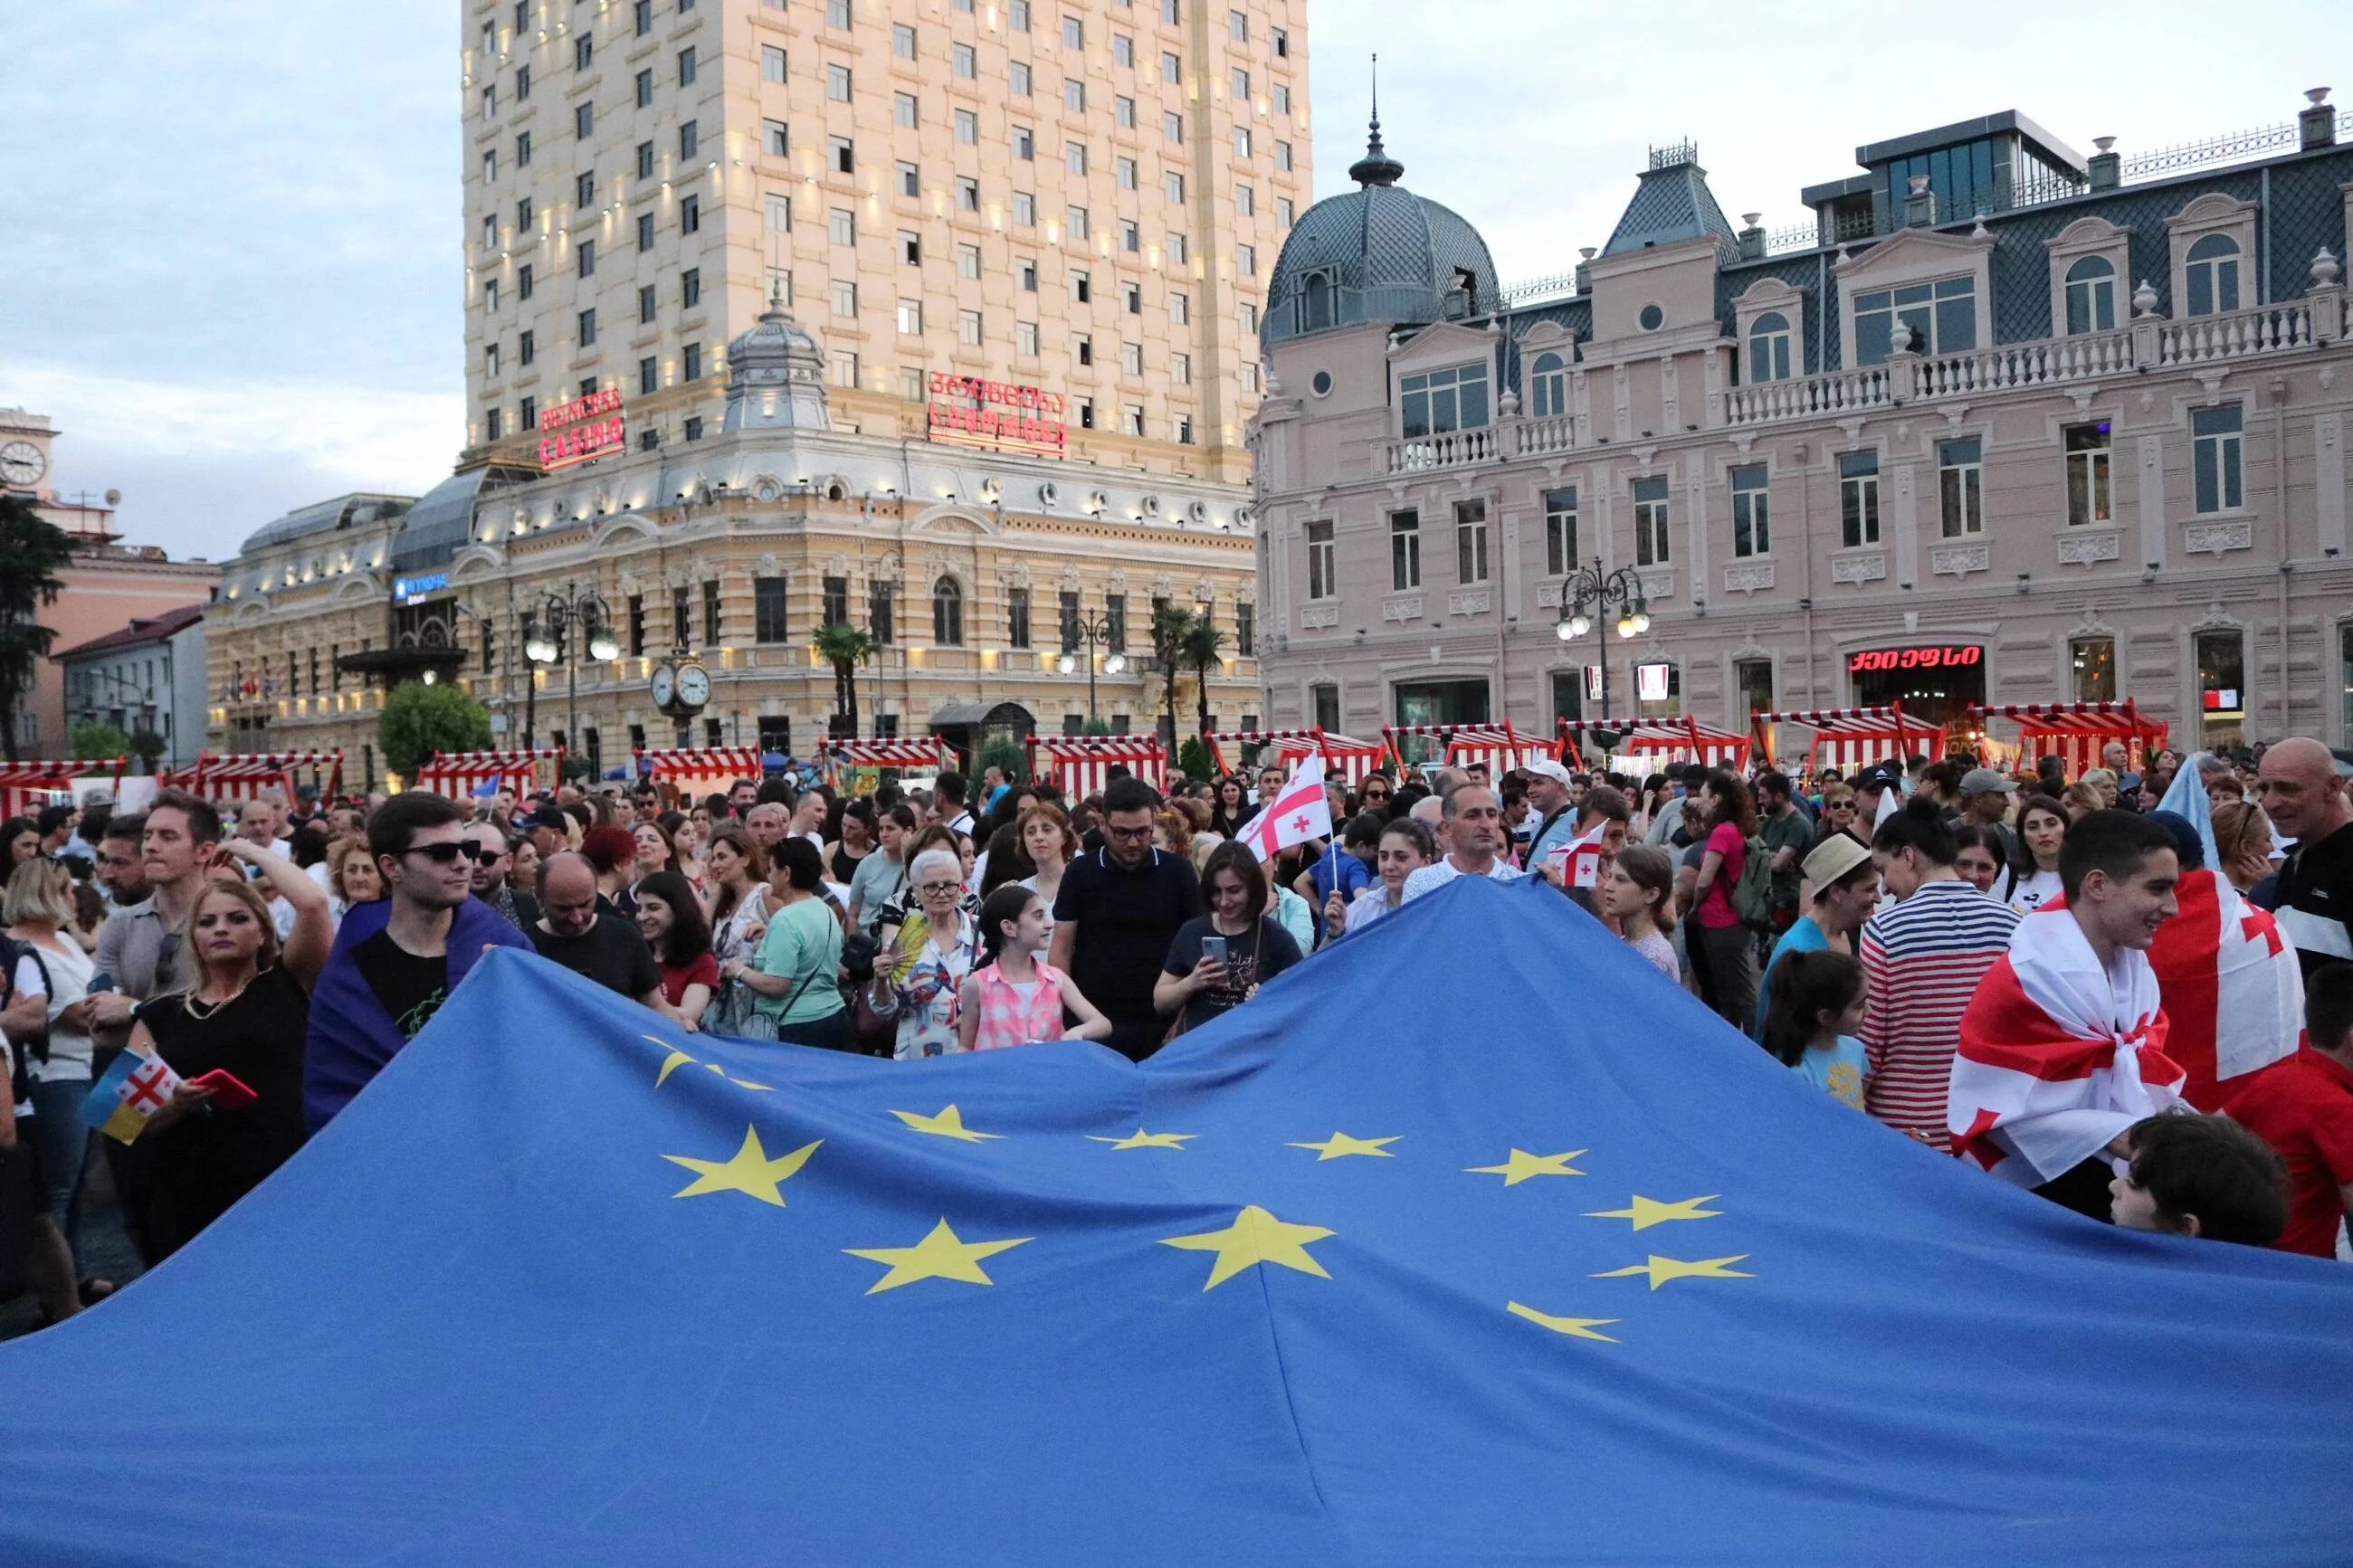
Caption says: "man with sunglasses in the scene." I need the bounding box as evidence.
[467,822,540,932]
[303,792,534,1130]
[1050,776,1203,1061]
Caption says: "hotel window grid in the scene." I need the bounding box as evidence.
[1018,260,1038,291]
[1729,465,1769,557]
[1235,184,1253,216]
[1838,451,1881,546]
[576,102,593,138]
[1543,488,1578,575]
[765,119,789,158]
[1072,271,1091,303]
[520,394,538,427]
[516,130,531,166]
[822,576,850,626]
[1168,233,1187,266]
[1123,405,1145,437]
[1455,499,1490,584]
[681,193,699,233]
[1735,658,1774,718]
[1398,364,1488,438]
[1633,475,1672,565]
[1747,312,1792,382]
[1015,127,1035,160]
[1234,128,1252,161]
[1067,204,1090,240]
[1010,0,1029,28]
[2065,423,2113,526]
[684,415,703,442]
[1275,139,1292,171]
[1066,141,1087,176]
[1170,291,1188,324]
[1162,111,1184,145]
[1313,683,1339,731]
[2193,404,2244,513]
[766,194,791,233]
[577,307,596,346]
[1274,84,1291,113]
[1176,414,1195,444]
[518,62,531,98]
[519,328,535,361]
[1171,351,1189,384]
[900,230,921,264]
[486,407,504,441]
[1389,508,1421,591]
[1232,67,1249,99]
[485,342,500,377]
[1939,438,1984,537]
[1055,590,1082,651]
[899,367,925,402]
[1161,50,1181,83]
[2064,255,2117,335]
[1853,277,1976,365]
[1120,220,1140,252]
[1122,281,1141,313]
[1306,520,1336,599]
[1117,155,1138,190]
[1229,9,1247,39]
[672,585,691,646]
[2186,234,2242,318]
[634,0,651,33]
[576,171,596,207]
[640,356,658,395]
[1007,587,1032,649]
[576,35,592,71]
[1236,602,1253,651]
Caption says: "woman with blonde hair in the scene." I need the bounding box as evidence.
[118,840,329,1264]
[2061,782,2106,822]
[323,836,383,924]
[5,857,104,1315]
[2211,799,2277,894]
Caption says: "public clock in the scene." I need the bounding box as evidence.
[650,660,677,712]
[0,441,46,486]
[676,661,711,710]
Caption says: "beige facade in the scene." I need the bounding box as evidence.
[1254,106,2353,762]
[461,0,1309,487]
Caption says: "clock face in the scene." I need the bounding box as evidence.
[650,663,676,709]
[0,441,46,486]
[677,663,710,708]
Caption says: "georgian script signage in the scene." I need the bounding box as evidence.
[1847,644,1983,674]
[538,387,626,471]
[926,373,1067,457]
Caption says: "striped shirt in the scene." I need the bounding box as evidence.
[1859,879,2020,1149]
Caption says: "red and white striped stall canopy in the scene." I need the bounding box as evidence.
[411,749,565,801]
[0,758,125,817]
[1750,705,1943,775]
[1381,722,1553,774]
[1201,728,1390,784]
[1026,735,1167,798]
[1970,701,2169,779]
[1558,717,1750,773]
[824,736,952,777]
[163,752,344,803]
[634,746,766,798]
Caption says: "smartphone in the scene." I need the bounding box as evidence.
[186,1069,258,1110]
[1200,936,1227,965]
[88,971,114,993]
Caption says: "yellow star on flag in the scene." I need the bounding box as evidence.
[1465,1148,1587,1185]
[1507,1301,1620,1343]
[662,1126,822,1207]
[728,1079,776,1092]
[891,1105,1005,1143]
[1286,1131,1399,1161]
[654,1048,698,1087]
[843,1219,1033,1294]
[1584,1195,1722,1231]
[1591,1254,1753,1290]
[1087,1128,1196,1150]
[1160,1205,1334,1291]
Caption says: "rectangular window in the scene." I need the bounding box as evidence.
[1163,110,1184,145]
[1838,451,1881,546]
[637,140,656,179]
[1938,437,1983,537]
[1018,259,1038,291]
[2186,240,2243,318]
[2196,628,2245,746]
[1306,519,1336,600]
[1064,78,1085,112]
[899,367,927,403]
[1014,126,1035,161]
[516,129,531,166]
[957,242,980,279]
[1232,67,1250,99]
[958,309,983,347]
[1104,594,1128,652]
[1119,341,1143,376]
[577,170,597,207]
[519,328,534,365]
[1071,270,1090,303]
[1115,156,1138,192]
[1397,363,1490,437]
[1543,487,1578,575]
[2193,404,2243,513]
[2071,635,2116,703]
[1014,191,1034,224]
[1229,9,1248,40]
[577,306,597,346]
[1176,415,1194,444]
[672,584,691,647]
[831,279,858,317]
[576,35,593,71]
[898,299,923,335]
[634,0,652,33]
[1073,333,1092,366]
[955,109,977,144]
[1161,50,1181,83]
[486,406,504,441]
[1011,61,1032,96]
[520,394,537,428]
[761,44,787,83]
[639,283,657,323]
[637,211,655,251]
[1633,475,1672,565]
[1112,34,1133,66]
[1235,183,1253,215]
[681,267,700,309]
[899,229,921,264]
[1735,657,1774,719]
[680,192,700,232]
[635,67,654,108]
[518,62,531,99]
[957,177,978,212]
[1062,14,1084,47]
[1389,508,1421,591]
[1123,404,1144,436]
[767,266,793,304]
[1058,590,1081,651]
[1009,0,1029,29]
[1163,170,1186,203]
[701,579,721,645]
[830,206,856,244]
[1274,83,1291,114]
[1016,320,1039,355]
[640,356,658,394]
[1008,587,1032,648]
[870,581,896,645]
[1171,350,1189,384]
[575,101,593,138]
[900,161,921,197]
[894,92,919,128]
[765,119,790,158]
[1065,141,1087,176]
[828,64,853,101]
[892,23,915,56]
[1275,139,1292,171]
[1853,276,1977,365]
[954,43,976,78]
[483,275,500,309]
[1730,464,1769,556]
[823,575,849,625]
[2065,422,2113,526]
[1236,242,1255,276]
[1454,499,1490,584]
[682,342,702,380]
[1115,95,1135,129]
[1170,291,1188,324]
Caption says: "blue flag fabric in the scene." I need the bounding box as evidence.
[3,878,2350,1565]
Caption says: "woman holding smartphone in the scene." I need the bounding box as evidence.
[1155,841,1303,1037]
[118,837,330,1265]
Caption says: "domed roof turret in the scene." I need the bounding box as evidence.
[722,287,831,432]
[1264,81,1499,347]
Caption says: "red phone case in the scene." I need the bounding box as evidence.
[186,1069,257,1109]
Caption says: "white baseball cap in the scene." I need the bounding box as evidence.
[1522,759,1575,786]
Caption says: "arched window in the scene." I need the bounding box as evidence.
[1747,311,1793,384]
[1529,351,1568,418]
[2064,254,2116,334]
[1302,271,1332,330]
[931,575,963,646]
[2185,233,2242,318]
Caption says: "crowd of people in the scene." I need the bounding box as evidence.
[4,727,2351,1331]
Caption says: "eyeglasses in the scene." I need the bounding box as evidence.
[916,880,962,896]
[1104,823,1154,841]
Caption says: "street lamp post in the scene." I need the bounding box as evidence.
[1054,607,1129,725]
[523,583,620,773]
[1553,556,1652,738]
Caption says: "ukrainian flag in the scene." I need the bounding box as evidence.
[77,1048,177,1145]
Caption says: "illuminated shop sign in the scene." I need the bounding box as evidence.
[394,574,449,604]
[1847,645,1983,674]
[926,373,1067,457]
[1635,661,1672,702]
[538,387,626,471]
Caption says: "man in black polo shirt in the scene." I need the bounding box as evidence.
[2257,738,2353,980]
[1050,776,1203,1060]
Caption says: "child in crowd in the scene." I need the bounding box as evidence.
[1762,950,1870,1111]
[1600,845,1679,983]
[955,885,1111,1052]
[2109,1114,2289,1247]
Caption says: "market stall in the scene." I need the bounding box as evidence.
[0,757,126,817]
[1750,705,1943,778]
[1969,701,2169,779]
[1200,728,1391,784]
[162,751,344,803]
[1025,735,1167,797]
[410,749,566,801]
[822,736,953,788]
[1558,717,1750,774]
[1379,722,1551,776]
[633,746,767,803]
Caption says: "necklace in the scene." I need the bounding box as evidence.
[183,971,257,1022]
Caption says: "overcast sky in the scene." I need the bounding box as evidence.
[2,1,2334,564]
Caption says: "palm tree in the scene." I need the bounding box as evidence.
[1148,600,1196,749]
[1181,615,1228,741]
[812,621,874,739]
[0,496,77,763]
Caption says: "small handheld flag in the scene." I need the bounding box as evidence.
[1232,754,1332,862]
[1544,822,1608,889]
[80,1050,182,1145]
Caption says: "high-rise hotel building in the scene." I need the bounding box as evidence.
[461,0,1310,483]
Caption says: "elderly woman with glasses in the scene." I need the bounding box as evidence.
[864,848,980,1060]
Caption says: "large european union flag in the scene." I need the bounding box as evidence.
[3,878,2349,1564]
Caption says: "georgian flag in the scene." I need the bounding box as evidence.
[1544,822,1609,889]
[1951,908,2186,1187]
[2148,870,2302,1109]
[1234,754,1333,863]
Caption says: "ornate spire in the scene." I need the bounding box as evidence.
[1348,53,1404,187]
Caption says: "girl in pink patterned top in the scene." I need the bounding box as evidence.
[957,886,1112,1052]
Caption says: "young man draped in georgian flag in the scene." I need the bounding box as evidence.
[1233,753,1333,863]
[1952,811,2192,1215]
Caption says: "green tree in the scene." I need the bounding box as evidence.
[0,495,77,762]
[70,720,131,760]
[1082,717,1113,737]
[812,621,874,739]
[1176,736,1215,783]
[127,725,167,774]
[975,736,1027,785]
[1148,601,1196,748]
[1180,615,1228,742]
[377,679,492,779]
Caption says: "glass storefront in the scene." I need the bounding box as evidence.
[2196,629,2245,749]
[1393,679,1490,765]
[2070,637,2115,702]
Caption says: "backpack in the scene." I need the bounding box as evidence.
[0,934,53,1069]
[1729,834,1777,934]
